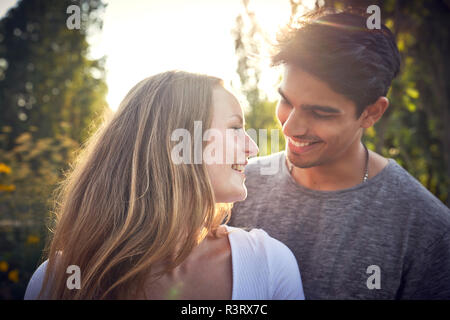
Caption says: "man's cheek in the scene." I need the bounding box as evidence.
[317,121,345,140]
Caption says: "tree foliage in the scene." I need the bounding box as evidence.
[0,0,108,148]
[232,0,285,156]
[0,0,108,299]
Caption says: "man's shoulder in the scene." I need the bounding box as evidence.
[385,159,448,209]
[381,159,450,231]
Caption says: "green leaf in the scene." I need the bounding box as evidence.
[406,88,420,99]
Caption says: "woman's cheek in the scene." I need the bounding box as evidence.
[221,133,237,165]
[206,163,225,200]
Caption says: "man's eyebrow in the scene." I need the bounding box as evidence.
[277,88,293,106]
[277,87,341,114]
[302,104,341,114]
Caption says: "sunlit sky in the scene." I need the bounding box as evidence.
[1,0,316,111]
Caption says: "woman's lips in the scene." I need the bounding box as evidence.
[231,163,247,177]
[288,138,321,154]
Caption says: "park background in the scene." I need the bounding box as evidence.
[0,0,449,299]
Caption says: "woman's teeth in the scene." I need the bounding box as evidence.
[231,164,245,172]
[290,139,317,147]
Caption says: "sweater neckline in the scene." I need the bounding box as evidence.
[280,151,396,196]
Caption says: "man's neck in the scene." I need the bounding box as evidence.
[288,141,382,191]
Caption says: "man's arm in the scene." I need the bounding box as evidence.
[398,230,450,299]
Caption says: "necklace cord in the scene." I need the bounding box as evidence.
[286,143,370,183]
[362,143,369,183]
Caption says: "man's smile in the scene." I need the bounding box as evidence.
[288,137,323,155]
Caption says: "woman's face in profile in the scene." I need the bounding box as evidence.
[205,86,258,203]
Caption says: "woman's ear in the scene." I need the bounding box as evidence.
[360,97,389,128]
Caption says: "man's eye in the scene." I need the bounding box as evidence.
[312,112,333,119]
[280,99,291,106]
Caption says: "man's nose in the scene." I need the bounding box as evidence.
[282,109,308,138]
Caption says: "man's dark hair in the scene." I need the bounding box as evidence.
[272,8,401,117]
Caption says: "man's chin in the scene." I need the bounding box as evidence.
[287,151,322,169]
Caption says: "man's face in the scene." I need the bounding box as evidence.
[277,64,364,169]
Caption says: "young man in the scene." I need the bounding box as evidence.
[229,10,450,299]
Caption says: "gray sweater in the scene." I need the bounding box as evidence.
[229,151,450,299]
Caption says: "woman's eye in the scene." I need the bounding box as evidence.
[232,126,243,131]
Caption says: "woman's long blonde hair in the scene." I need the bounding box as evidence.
[38,70,230,299]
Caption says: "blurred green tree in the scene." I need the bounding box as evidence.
[232,0,285,156]
[0,0,108,149]
[0,0,108,299]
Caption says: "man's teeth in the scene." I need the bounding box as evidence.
[290,139,317,147]
[231,164,245,172]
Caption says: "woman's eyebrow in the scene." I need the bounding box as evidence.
[230,114,243,123]
[277,87,341,114]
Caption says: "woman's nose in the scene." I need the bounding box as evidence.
[245,133,259,158]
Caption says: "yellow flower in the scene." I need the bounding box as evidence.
[0,163,12,174]
[0,184,16,192]
[26,235,40,244]
[8,269,19,283]
[365,126,376,138]
[2,126,12,133]
[0,261,8,272]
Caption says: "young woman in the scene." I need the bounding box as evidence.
[24,71,304,300]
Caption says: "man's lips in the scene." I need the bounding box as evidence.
[288,138,322,154]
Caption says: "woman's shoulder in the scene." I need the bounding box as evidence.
[224,225,293,259]
[24,259,49,300]
[224,225,304,299]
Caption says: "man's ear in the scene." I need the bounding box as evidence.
[360,97,389,128]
